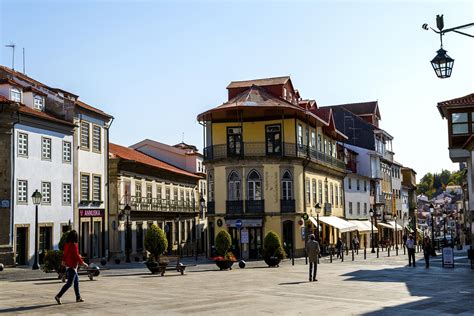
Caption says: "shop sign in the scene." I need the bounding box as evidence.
[79,209,104,217]
[442,247,454,268]
[0,200,10,208]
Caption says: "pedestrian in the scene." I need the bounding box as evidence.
[422,236,431,268]
[402,234,407,250]
[352,235,359,251]
[406,234,416,267]
[305,234,320,282]
[55,230,88,305]
[336,237,343,259]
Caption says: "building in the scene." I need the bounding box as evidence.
[130,139,208,253]
[108,143,202,259]
[197,76,354,259]
[437,93,474,250]
[0,65,112,264]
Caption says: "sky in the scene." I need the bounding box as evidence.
[1,0,473,179]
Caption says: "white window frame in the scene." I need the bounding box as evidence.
[33,94,44,110]
[62,141,71,163]
[92,124,101,153]
[281,171,293,200]
[41,181,51,204]
[62,183,72,205]
[92,175,101,201]
[227,171,241,201]
[18,132,28,157]
[17,179,28,204]
[247,170,262,201]
[10,87,21,102]
[81,174,90,201]
[80,121,90,150]
[41,137,52,160]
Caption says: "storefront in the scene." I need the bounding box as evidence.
[226,219,263,260]
[348,220,378,249]
[79,209,105,259]
[316,216,357,247]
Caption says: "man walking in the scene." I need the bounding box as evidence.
[406,234,416,267]
[306,234,320,282]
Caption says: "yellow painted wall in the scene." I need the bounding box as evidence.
[303,171,345,217]
[263,165,279,212]
[214,166,227,214]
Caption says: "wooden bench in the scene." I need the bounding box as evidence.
[158,255,186,276]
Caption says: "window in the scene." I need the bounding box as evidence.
[312,179,317,205]
[330,183,334,205]
[92,125,101,152]
[311,131,316,148]
[329,140,333,157]
[157,185,162,201]
[324,139,328,153]
[227,127,242,156]
[228,171,241,201]
[317,134,322,151]
[356,179,360,191]
[297,124,303,146]
[10,87,21,102]
[266,125,281,154]
[81,174,90,201]
[92,176,101,201]
[173,188,178,202]
[18,132,28,157]
[62,184,71,205]
[136,223,143,251]
[339,186,343,206]
[135,183,142,198]
[41,137,51,160]
[364,203,367,215]
[180,189,184,202]
[165,187,170,202]
[348,178,352,190]
[208,172,214,201]
[80,121,90,149]
[281,171,293,200]
[325,180,329,204]
[63,141,71,163]
[146,184,152,202]
[305,178,310,204]
[18,180,28,203]
[34,95,44,110]
[452,112,468,134]
[349,202,353,215]
[318,180,323,204]
[364,180,367,192]
[247,170,262,200]
[335,186,339,207]
[357,202,360,215]
[41,182,51,204]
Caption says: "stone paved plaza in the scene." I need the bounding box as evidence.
[0,249,473,315]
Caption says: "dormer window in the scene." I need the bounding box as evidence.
[10,87,21,102]
[451,112,468,135]
[34,95,45,111]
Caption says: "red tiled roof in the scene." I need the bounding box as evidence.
[18,104,75,127]
[226,76,290,89]
[0,95,11,103]
[438,93,474,107]
[109,143,201,179]
[310,107,331,124]
[75,100,113,119]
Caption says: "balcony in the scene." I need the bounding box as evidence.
[280,199,296,213]
[127,196,196,213]
[245,200,265,214]
[226,200,243,214]
[375,194,385,204]
[204,142,345,171]
[207,201,215,215]
[324,203,332,216]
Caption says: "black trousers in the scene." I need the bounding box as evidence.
[424,253,430,268]
[309,262,317,280]
[408,248,416,266]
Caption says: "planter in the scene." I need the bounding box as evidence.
[264,256,281,267]
[145,261,168,274]
[215,260,234,270]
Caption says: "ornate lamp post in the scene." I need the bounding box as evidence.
[31,190,42,270]
[314,203,322,242]
[429,203,436,256]
[123,204,131,263]
[443,212,447,247]
[197,196,205,261]
[369,208,375,253]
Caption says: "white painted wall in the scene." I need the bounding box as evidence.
[13,124,74,264]
[344,174,371,219]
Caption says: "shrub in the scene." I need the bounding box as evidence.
[263,231,286,260]
[144,224,168,262]
[58,230,70,251]
[42,250,63,273]
[215,230,232,256]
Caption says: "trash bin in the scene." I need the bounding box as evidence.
[468,249,473,260]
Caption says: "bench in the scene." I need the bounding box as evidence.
[158,255,186,276]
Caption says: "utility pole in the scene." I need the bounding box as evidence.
[5,43,15,70]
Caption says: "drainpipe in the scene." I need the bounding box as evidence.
[105,117,114,260]
[10,107,20,263]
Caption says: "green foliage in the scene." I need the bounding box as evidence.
[263,231,286,260]
[215,230,232,256]
[58,230,70,251]
[144,224,168,262]
[416,169,466,198]
[41,250,63,273]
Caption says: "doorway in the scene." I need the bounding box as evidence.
[165,222,172,254]
[16,227,28,265]
[92,221,101,258]
[248,227,262,259]
[282,220,294,257]
[81,222,90,257]
[39,226,52,264]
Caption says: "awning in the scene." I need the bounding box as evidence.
[348,220,378,233]
[317,216,357,233]
[308,217,322,230]
[378,222,403,231]
[387,221,404,231]
[378,222,394,229]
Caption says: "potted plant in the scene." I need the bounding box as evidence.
[42,230,69,278]
[212,230,236,270]
[263,231,286,267]
[144,224,168,274]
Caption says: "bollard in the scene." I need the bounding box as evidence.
[396,247,398,256]
[364,248,366,260]
[352,249,354,261]
[330,250,333,263]
[388,247,390,257]
[377,247,379,258]
[346,247,349,256]
[291,247,294,266]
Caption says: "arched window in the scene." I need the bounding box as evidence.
[282,170,293,200]
[208,172,214,202]
[227,171,240,201]
[247,170,262,201]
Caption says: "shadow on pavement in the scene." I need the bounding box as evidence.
[278,281,309,285]
[0,303,57,313]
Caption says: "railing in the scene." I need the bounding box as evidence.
[245,200,265,214]
[226,200,243,214]
[204,142,345,170]
[207,201,215,215]
[375,194,385,204]
[127,196,196,213]
[324,203,332,216]
[280,199,296,213]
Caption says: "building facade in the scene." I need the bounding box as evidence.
[197,77,352,259]
[108,143,201,259]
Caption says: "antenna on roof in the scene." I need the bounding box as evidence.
[182,132,184,143]
[22,48,25,74]
[5,43,15,70]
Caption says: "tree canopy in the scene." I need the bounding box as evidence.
[416,169,466,198]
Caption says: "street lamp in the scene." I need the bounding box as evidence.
[429,203,436,256]
[31,190,42,270]
[314,203,322,242]
[423,14,474,79]
[197,196,205,261]
[122,204,131,263]
[443,212,447,247]
[369,208,375,253]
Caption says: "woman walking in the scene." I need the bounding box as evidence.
[422,236,431,268]
[55,230,88,304]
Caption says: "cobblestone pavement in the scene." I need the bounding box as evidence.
[0,248,473,315]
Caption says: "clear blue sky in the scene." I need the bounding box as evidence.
[1,0,473,178]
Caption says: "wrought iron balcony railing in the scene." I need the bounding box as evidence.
[245,200,265,214]
[124,196,197,213]
[280,199,296,213]
[207,201,215,215]
[226,200,243,214]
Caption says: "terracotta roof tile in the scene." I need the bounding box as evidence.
[109,143,200,179]
[438,93,474,107]
[0,95,11,103]
[227,76,290,89]
[18,104,75,127]
[310,107,331,124]
[75,100,113,119]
